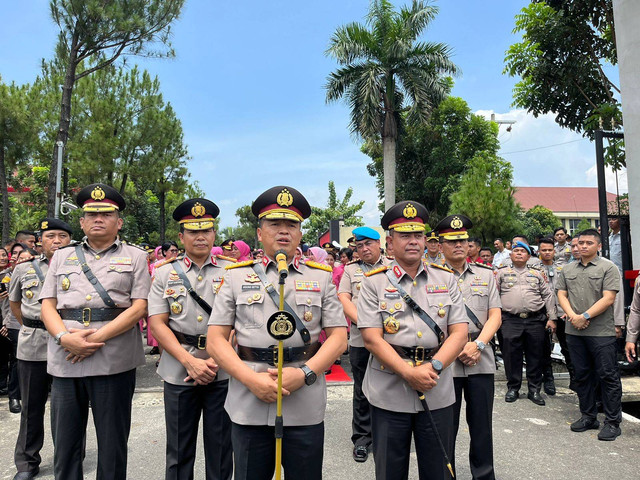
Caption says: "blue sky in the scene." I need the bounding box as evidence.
[0,1,626,229]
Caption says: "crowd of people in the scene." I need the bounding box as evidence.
[0,182,638,480]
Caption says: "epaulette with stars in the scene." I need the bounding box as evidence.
[364,265,388,277]
[225,259,256,270]
[473,262,494,270]
[14,256,36,267]
[305,260,333,272]
[429,263,454,274]
[216,254,238,263]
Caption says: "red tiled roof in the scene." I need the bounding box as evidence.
[514,187,617,213]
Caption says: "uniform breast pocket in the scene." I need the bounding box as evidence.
[588,274,604,292]
[56,268,82,295]
[296,293,322,325]
[426,294,452,317]
[163,289,188,319]
[236,294,266,328]
[21,275,40,300]
[468,287,488,309]
[106,264,134,291]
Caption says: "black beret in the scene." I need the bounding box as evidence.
[38,217,73,236]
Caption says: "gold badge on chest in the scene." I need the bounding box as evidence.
[61,276,70,291]
[304,311,313,322]
[438,308,446,318]
[25,290,34,299]
[383,316,400,334]
[170,302,183,314]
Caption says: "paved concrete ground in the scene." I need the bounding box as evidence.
[1,349,639,479]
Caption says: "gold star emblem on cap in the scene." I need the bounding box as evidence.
[451,216,463,229]
[403,203,417,219]
[91,186,106,201]
[276,188,294,207]
[41,221,49,230]
[191,202,206,218]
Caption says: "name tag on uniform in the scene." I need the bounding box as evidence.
[295,281,321,292]
[110,257,132,265]
[242,284,261,291]
[426,284,448,294]
[470,281,488,287]
[384,293,401,298]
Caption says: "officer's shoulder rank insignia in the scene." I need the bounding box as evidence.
[346,259,360,266]
[497,265,509,269]
[429,263,454,274]
[216,254,238,263]
[473,262,493,270]
[154,258,176,270]
[365,265,388,277]
[14,256,35,266]
[225,260,255,270]
[305,260,332,272]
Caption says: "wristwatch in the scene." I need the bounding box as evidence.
[582,312,591,320]
[54,331,69,345]
[429,359,443,375]
[300,364,317,386]
[474,340,486,352]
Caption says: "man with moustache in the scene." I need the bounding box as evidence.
[436,214,501,480]
[9,218,72,480]
[338,226,391,463]
[207,186,347,480]
[357,201,468,480]
[39,183,151,480]
[148,198,232,480]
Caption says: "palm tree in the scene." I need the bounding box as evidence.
[325,0,458,211]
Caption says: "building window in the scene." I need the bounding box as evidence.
[568,219,582,235]
[594,219,600,229]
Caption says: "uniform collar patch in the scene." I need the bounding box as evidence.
[393,265,403,279]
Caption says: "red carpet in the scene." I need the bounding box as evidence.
[325,364,352,382]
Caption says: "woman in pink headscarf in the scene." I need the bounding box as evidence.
[308,246,328,265]
[234,240,253,261]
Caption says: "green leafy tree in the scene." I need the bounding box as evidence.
[573,218,593,235]
[325,0,458,210]
[449,152,521,244]
[0,80,37,243]
[303,181,365,244]
[233,205,259,249]
[364,96,499,224]
[520,205,562,240]
[504,1,619,137]
[46,0,185,215]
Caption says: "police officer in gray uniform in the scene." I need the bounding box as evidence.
[207,186,347,480]
[148,198,232,480]
[358,201,468,480]
[9,218,72,480]
[436,214,501,480]
[40,183,151,480]
[338,226,390,463]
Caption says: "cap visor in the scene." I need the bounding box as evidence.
[182,221,215,230]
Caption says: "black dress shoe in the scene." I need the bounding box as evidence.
[13,468,39,480]
[570,417,600,432]
[9,398,21,413]
[527,391,546,406]
[353,445,369,463]
[543,378,556,396]
[505,389,519,402]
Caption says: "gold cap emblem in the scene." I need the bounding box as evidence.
[450,216,463,229]
[41,221,49,230]
[191,202,206,218]
[91,186,106,201]
[276,188,293,207]
[403,203,417,219]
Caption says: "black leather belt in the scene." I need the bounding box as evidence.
[505,309,545,319]
[391,345,440,365]
[237,342,322,366]
[468,331,481,342]
[58,308,127,326]
[171,328,207,350]
[23,317,45,329]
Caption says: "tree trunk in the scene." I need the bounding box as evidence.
[119,173,128,195]
[0,146,10,245]
[383,136,397,211]
[159,186,166,244]
[47,30,80,216]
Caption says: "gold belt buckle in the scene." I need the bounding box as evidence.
[271,345,279,366]
[414,346,426,366]
[519,312,528,319]
[197,335,207,350]
[82,308,92,327]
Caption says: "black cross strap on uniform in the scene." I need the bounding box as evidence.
[385,270,445,345]
[251,264,311,345]
[30,258,46,283]
[75,245,117,308]
[171,260,213,317]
